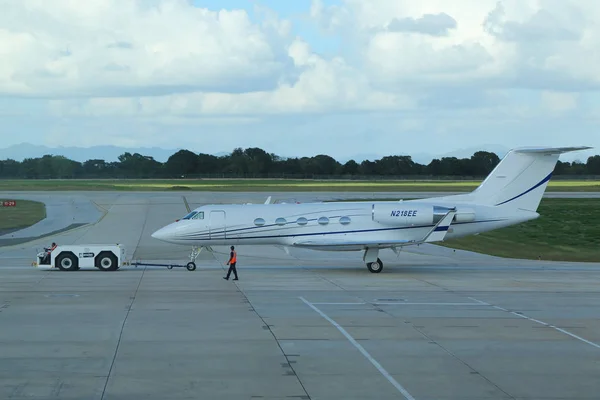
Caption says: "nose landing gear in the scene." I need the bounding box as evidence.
[185,245,214,271]
[185,246,203,271]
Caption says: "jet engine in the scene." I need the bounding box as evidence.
[372,204,475,226]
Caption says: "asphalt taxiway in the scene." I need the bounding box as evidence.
[1,192,599,400]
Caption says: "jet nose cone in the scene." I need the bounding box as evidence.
[151,226,171,242]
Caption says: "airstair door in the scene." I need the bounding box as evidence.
[209,210,226,239]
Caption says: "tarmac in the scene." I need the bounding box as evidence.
[1,192,599,400]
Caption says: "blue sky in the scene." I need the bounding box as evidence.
[191,0,342,55]
[0,0,598,163]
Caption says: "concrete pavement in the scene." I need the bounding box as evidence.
[0,191,599,399]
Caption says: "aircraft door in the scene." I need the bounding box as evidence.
[209,210,226,239]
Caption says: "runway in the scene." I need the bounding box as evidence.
[1,192,599,399]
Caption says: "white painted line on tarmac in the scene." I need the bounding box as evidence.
[470,296,600,351]
[468,297,490,305]
[374,302,488,306]
[299,296,416,400]
[311,301,489,306]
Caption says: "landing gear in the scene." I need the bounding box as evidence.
[363,247,383,273]
[189,246,202,263]
[184,246,209,271]
[367,258,383,273]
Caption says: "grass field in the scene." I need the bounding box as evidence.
[437,198,600,262]
[0,178,598,192]
[0,199,46,233]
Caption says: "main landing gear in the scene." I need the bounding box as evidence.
[367,258,383,273]
[363,247,383,273]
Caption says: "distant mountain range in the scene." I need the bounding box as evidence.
[0,142,588,165]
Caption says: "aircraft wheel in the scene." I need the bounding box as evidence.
[186,262,196,271]
[367,258,383,273]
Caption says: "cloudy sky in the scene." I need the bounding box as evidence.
[0,0,598,161]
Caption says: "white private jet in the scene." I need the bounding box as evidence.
[151,146,591,273]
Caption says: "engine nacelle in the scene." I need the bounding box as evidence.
[373,204,476,226]
[455,211,475,223]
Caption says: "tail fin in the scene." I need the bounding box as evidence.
[460,146,591,211]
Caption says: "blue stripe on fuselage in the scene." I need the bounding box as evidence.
[178,218,506,242]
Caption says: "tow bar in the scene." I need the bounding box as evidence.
[129,261,197,271]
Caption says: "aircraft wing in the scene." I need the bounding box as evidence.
[292,238,417,250]
[293,209,457,250]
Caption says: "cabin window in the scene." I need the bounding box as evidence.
[296,217,308,225]
[318,216,329,225]
[339,216,351,225]
[254,218,266,226]
[275,217,287,225]
[192,212,204,219]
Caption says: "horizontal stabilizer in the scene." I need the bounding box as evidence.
[513,146,592,154]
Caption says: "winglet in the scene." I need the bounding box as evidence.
[422,209,456,243]
[182,196,191,213]
[265,196,272,204]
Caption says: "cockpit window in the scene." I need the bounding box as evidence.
[181,210,204,220]
[182,211,197,220]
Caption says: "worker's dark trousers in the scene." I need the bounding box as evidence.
[226,263,238,279]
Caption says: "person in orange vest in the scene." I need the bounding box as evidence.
[223,245,239,281]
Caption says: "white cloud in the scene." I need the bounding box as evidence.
[311,0,600,92]
[0,0,295,97]
[49,36,413,117]
[0,0,599,158]
[540,91,578,113]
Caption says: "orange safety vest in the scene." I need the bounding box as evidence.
[231,250,237,263]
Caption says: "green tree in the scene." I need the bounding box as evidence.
[469,151,500,176]
[165,150,199,177]
[342,160,359,175]
[587,155,600,174]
